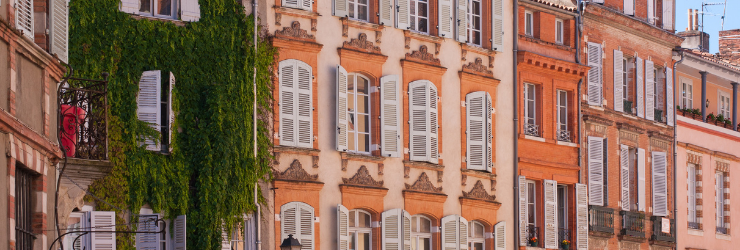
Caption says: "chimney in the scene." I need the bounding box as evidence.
[688,9,693,31]
[719,29,740,65]
[676,9,711,52]
[694,9,700,31]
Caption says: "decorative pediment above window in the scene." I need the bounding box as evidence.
[462,180,496,202]
[617,122,646,134]
[342,165,384,187]
[405,172,443,193]
[275,21,315,41]
[274,159,318,181]
[342,33,381,54]
[583,114,614,127]
[462,58,493,77]
[405,45,441,66]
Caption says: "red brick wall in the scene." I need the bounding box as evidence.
[719,29,740,66]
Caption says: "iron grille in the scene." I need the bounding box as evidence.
[524,123,540,137]
[58,72,109,160]
[557,130,571,142]
[15,165,37,250]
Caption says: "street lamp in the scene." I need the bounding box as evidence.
[280,234,302,250]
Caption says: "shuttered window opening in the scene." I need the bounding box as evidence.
[465,0,481,45]
[555,19,563,44]
[409,80,439,164]
[587,137,605,206]
[50,0,69,63]
[490,0,504,51]
[281,202,315,250]
[279,60,313,148]
[518,176,528,246]
[225,215,256,250]
[15,166,37,250]
[15,0,33,39]
[438,0,453,38]
[645,60,655,121]
[283,0,312,11]
[651,151,668,216]
[666,67,674,125]
[63,210,120,250]
[524,11,533,36]
[381,75,402,157]
[525,180,537,246]
[636,57,644,118]
[719,90,731,118]
[556,90,569,142]
[379,0,393,25]
[466,91,492,172]
[715,171,727,233]
[543,180,558,249]
[348,74,372,153]
[441,215,469,250]
[523,83,539,137]
[137,70,175,153]
[64,212,85,250]
[681,80,693,109]
[637,148,646,212]
[575,184,588,250]
[620,145,630,211]
[381,209,410,250]
[334,0,369,20]
[341,208,373,250]
[88,211,117,250]
[556,185,569,245]
[411,215,433,250]
[493,221,506,250]
[409,0,430,33]
[613,50,624,112]
[125,0,201,21]
[468,221,485,250]
[587,42,603,106]
[688,164,698,227]
[135,214,163,250]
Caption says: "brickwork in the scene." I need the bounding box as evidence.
[687,151,703,230]
[719,29,740,66]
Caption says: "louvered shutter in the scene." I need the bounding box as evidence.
[442,215,458,250]
[402,210,412,250]
[593,0,604,3]
[138,70,162,151]
[50,0,69,63]
[491,0,504,51]
[587,42,603,106]
[459,217,468,250]
[647,0,654,24]
[636,57,644,118]
[296,61,314,148]
[168,72,175,152]
[666,67,674,126]
[466,91,486,171]
[379,0,393,25]
[336,65,349,152]
[429,83,439,164]
[588,136,604,206]
[120,0,139,13]
[544,180,557,249]
[136,214,159,250]
[15,0,33,39]
[494,221,505,250]
[646,60,655,121]
[624,0,634,15]
[614,50,624,112]
[334,0,348,17]
[221,226,231,250]
[396,0,410,29]
[181,0,201,21]
[90,211,116,250]
[438,0,453,38]
[382,209,402,250]
[453,0,465,41]
[173,215,186,250]
[73,221,83,250]
[281,204,298,249]
[279,60,297,147]
[663,0,673,30]
[652,152,668,216]
[688,165,696,223]
[299,204,315,250]
[337,205,349,250]
[409,81,428,162]
[381,75,402,157]
[518,176,527,246]
[575,184,588,250]
[283,0,300,9]
[638,148,646,211]
[485,93,493,172]
[245,214,256,250]
[620,145,630,211]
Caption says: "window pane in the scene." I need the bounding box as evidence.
[349,2,356,18]
[474,223,484,238]
[358,114,369,133]
[357,95,368,113]
[360,232,370,250]
[420,218,431,233]
[157,0,171,15]
[348,131,356,151]
[421,238,431,250]
[358,5,367,20]
[350,210,356,227]
[140,0,151,13]
[357,77,368,94]
[412,217,418,232]
[473,243,484,250]
[350,233,356,250]
[359,212,371,228]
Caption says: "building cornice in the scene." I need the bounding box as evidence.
[583,3,683,49]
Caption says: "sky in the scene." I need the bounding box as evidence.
[675,0,738,54]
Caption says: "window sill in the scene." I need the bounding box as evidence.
[556,140,577,147]
[274,6,320,24]
[130,15,187,26]
[461,168,496,180]
[716,233,731,241]
[687,228,703,236]
[403,30,443,51]
[340,17,383,32]
[524,135,545,142]
[340,152,384,163]
[461,43,496,57]
[275,145,320,156]
[403,160,444,171]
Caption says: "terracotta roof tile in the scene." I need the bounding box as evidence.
[684,49,740,71]
[526,0,577,11]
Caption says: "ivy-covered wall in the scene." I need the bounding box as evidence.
[69,0,274,249]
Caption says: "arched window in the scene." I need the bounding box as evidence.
[349,209,372,250]
[410,215,433,250]
[280,202,315,250]
[468,221,485,250]
[347,73,372,154]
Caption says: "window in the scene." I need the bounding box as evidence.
[653,68,659,110]
[279,60,313,148]
[469,221,485,250]
[556,90,569,142]
[347,73,371,154]
[467,0,482,45]
[688,163,699,229]
[136,212,187,250]
[555,19,563,44]
[588,137,607,206]
[410,0,429,33]
[623,0,634,15]
[349,210,372,250]
[228,216,257,250]
[557,185,568,245]
[409,80,439,164]
[716,171,727,234]
[719,91,731,118]
[525,11,533,36]
[348,0,369,21]
[15,0,33,39]
[466,91,492,172]
[281,202,315,249]
[410,215,433,250]
[524,83,538,137]
[139,0,176,18]
[622,58,628,104]
[15,165,36,250]
[137,70,175,153]
[681,81,693,109]
[526,180,537,230]
[587,42,603,106]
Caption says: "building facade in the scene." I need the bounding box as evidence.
[580,0,682,250]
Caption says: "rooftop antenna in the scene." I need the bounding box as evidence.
[700,1,726,34]
[721,0,727,30]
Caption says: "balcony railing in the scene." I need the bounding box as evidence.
[524,123,540,137]
[651,216,676,243]
[558,228,571,249]
[620,211,645,238]
[654,109,663,123]
[589,206,614,234]
[688,221,700,230]
[557,130,571,143]
[58,72,109,160]
[717,227,728,235]
[526,225,540,247]
[624,100,633,115]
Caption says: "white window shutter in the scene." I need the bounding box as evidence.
[636,57,644,118]
[337,205,350,250]
[168,72,175,152]
[494,221,506,250]
[396,0,410,29]
[90,211,117,250]
[336,65,349,152]
[402,210,412,249]
[647,0,654,24]
[466,91,486,171]
[620,145,630,211]
[593,0,604,3]
[381,75,402,157]
[652,152,668,216]
[666,67,674,126]
[301,0,313,11]
[544,180,557,249]
[624,0,634,15]
[379,0,393,25]
[381,209,402,250]
[588,136,604,206]
[645,60,655,121]
[279,60,297,147]
[283,0,300,9]
[587,42,603,106]
[296,61,314,148]
[50,0,69,63]
[138,70,162,151]
[638,148,646,211]
[244,214,256,250]
[221,226,231,250]
[120,0,139,14]
[575,184,588,250]
[15,0,33,39]
[299,203,315,249]
[429,83,439,164]
[438,0,453,38]
[441,215,459,250]
[280,203,298,248]
[173,215,186,250]
[491,0,504,51]
[688,165,696,222]
[518,176,527,246]
[459,216,468,250]
[485,93,493,172]
[663,0,674,30]
[614,50,624,112]
[334,0,348,17]
[180,0,201,22]
[409,81,429,162]
[136,214,160,250]
[453,0,465,41]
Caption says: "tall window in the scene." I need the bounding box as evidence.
[716,171,727,234]
[467,0,482,45]
[411,215,432,250]
[524,83,538,137]
[622,58,628,104]
[469,221,485,250]
[348,74,371,154]
[627,148,639,210]
[526,180,537,233]
[682,81,693,109]
[688,164,699,229]
[525,11,533,36]
[555,19,563,44]
[139,0,176,18]
[348,0,369,21]
[556,90,569,142]
[719,91,731,118]
[653,68,659,109]
[349,210,372,250]
[15,165,36,250]
[410,0,429,33]
[557,185,568,245]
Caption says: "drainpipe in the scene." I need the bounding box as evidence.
[252,0,261,249]
[700,71,708,122]
[512,0,520,247]
[672,50,684,224]
[576,0,584,183]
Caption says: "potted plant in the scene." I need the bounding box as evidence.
[724,119,733,129]
[691,109,701,120]
[717,114,726,126]
[708,113,717,124]
[529,237,538,247]
[561,239,571,250]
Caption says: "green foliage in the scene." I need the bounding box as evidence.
[70,0,275,249]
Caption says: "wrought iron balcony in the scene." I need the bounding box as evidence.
[526,225,540,247]
[624,100,633,115]
[717,227,728,235]
[557,130,571,143]
[589,206,614,234]
[688,222,700,230]
[558,228,571,249]
[651,216,676,243]
[524,123,540,137]
[620,211,645,238]
[654,109,663,122]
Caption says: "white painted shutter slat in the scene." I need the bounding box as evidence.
[120,0,139,14]
[666,67,674,126]
[459,217,468,250]
[181,0,201,22]
[221,225,231,250]
[50,0,69,63]
[135,214,160,250]
[638,148,646,211]
[518,176,527,246]
[663,0,674,30]
[453,0,464,41]
[382,209,402,250]
[491,0,504,51]
[624,0,634,15]
[138,70,162,151]
[168,72,175,152]
[299,204,315,250]
[688,165,696,222]
[173,215,186,250]
[588,136,604,206]
[279,61,297,146]
[409,81,428,162]
[587,43,603,106]
[336,65,349,152]
[396,0,410,30]
[381,75,402,157]
[90,211,117,250]
[281,203,298,249]
[466,91,486,171]
[379,0,393,25]
[636,57,644,118]
[429,83,439,164]
[614,50,624,112]
[16,0,33,39]
[646,60,655,121]
[593,0,604,3]
[486,93,493,172]
[296,61,314,148]
[338,205,350,250]
[652,152,668,216]
[441,215,458,250]
[494,221,506,250]
[620,145,630,211]
[439,0,453,38]
[544,180,557,249]
[575,184,588,250]
[402,210,412,250]
[647,0,654,24]
[334,0,348,17]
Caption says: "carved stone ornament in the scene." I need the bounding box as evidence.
[378,163,384,175]
[405,172,443,193]
[463,57,493,75]
[311,19,318,31]
[275,13,282,26]
[343,33,381,54]
[274,159,318,181]
[404,166,410,178]
[375,30,383,43]
[405,45,440,65]
[488,55,495,68]
[404,37,411,49]
[275,21,315,40]
[342,165,384,187]
[462,180,496,201]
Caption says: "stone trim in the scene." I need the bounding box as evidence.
[617,122,645,134]
[462,180,496,202]
[405,45,441,66]
[342,165,384,187]
[342,33,381,54]
[405,172,443,193]
[687,152,703,230]
[274,159,318,182]
[583,114,614,126]
[275,21,315,41]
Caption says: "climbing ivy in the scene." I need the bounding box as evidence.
[69,0,275,249]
